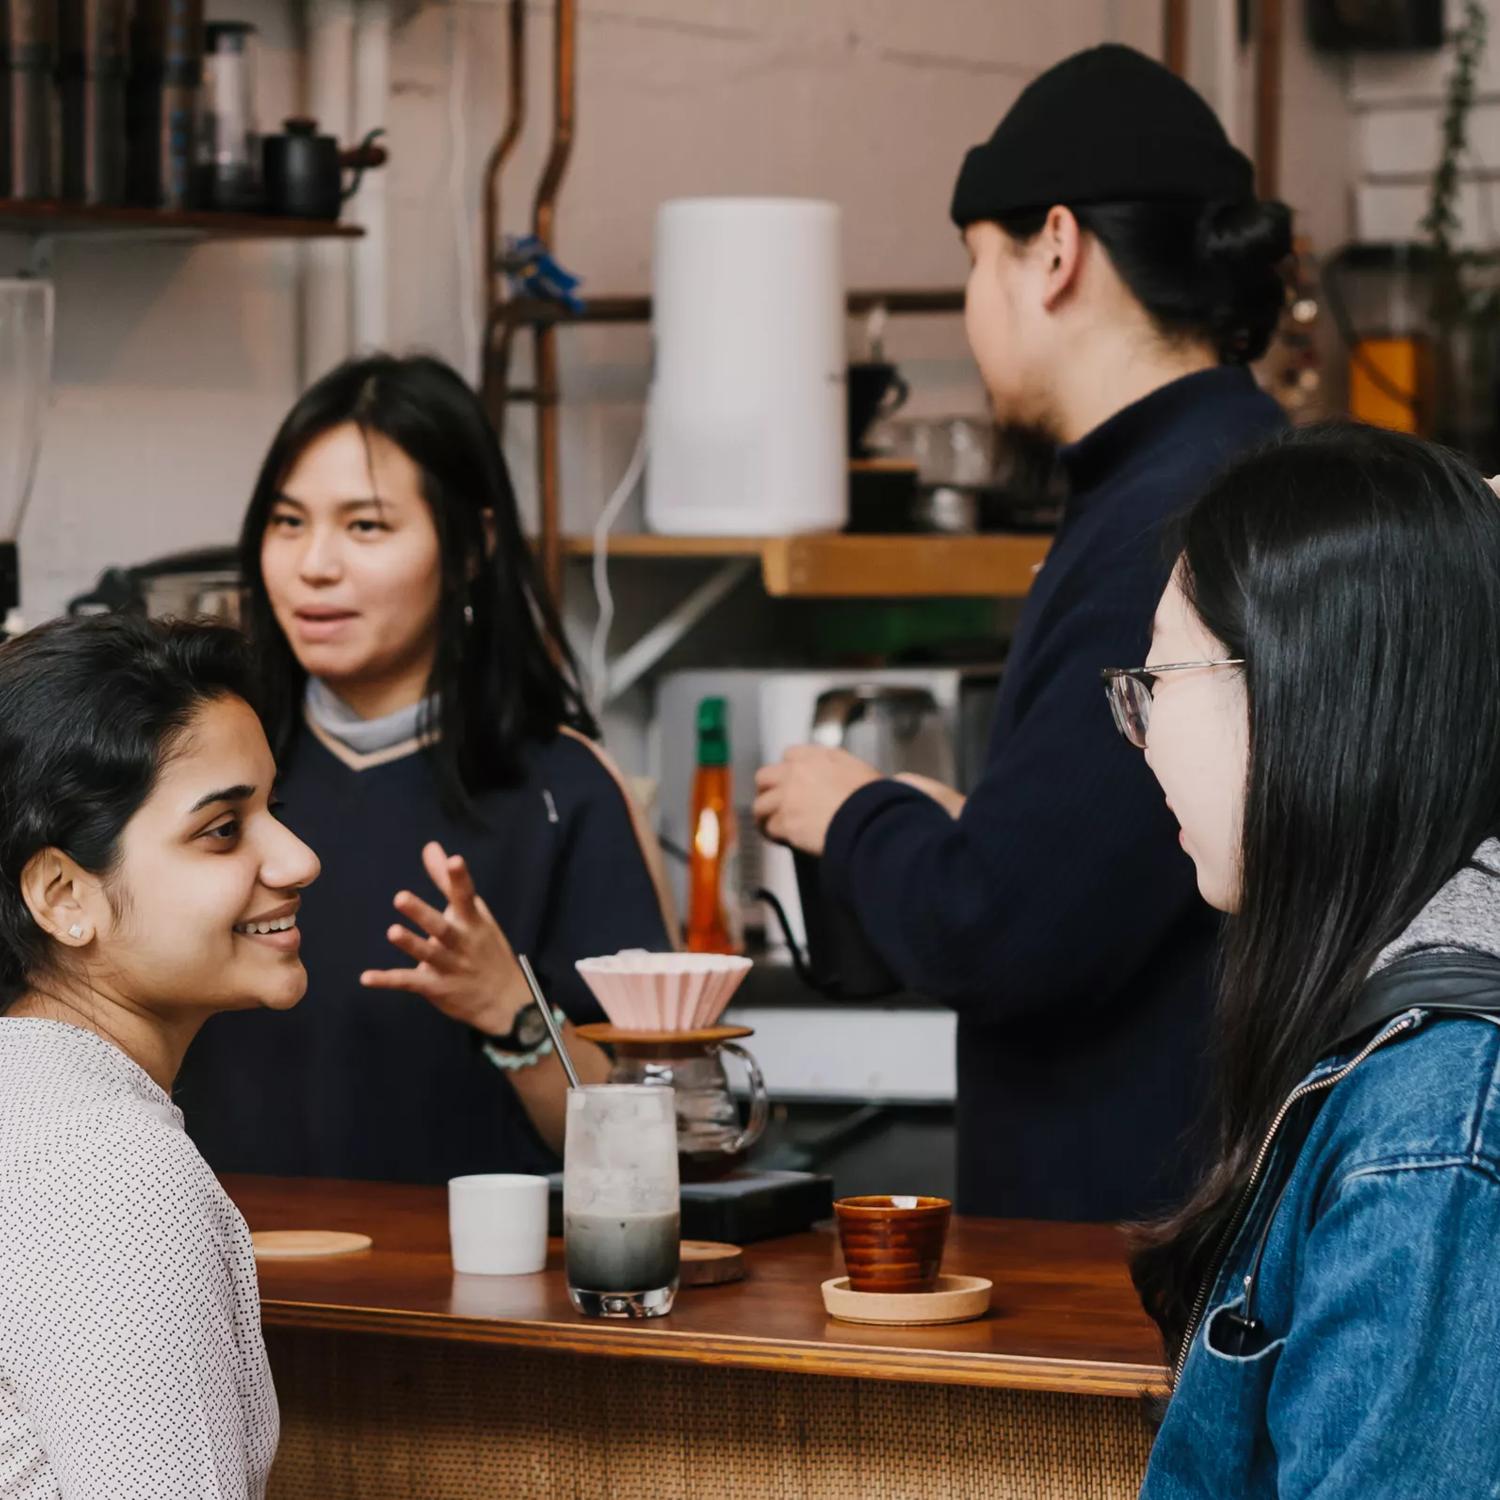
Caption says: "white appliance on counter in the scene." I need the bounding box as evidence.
[0,279,53,636]
[723,998,958,1104]
[653,666,999,956]
[645,197,846,536]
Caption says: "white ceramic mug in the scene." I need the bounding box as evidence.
[448,1173,550,1275]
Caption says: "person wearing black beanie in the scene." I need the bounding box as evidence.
[757,45,1292,1224]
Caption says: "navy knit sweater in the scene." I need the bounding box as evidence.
[177,724,673,1183]
[822,366,1285,1222]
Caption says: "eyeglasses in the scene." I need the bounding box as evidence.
[1100,659,1245,749]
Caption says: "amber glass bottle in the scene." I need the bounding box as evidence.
[685,696,741,954]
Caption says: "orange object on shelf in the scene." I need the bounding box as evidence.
[685,697,742,955]
[1348,334,1433,435]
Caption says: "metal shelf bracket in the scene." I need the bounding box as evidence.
[603,557,756,704]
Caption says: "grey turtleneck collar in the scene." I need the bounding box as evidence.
[303,677,436,756]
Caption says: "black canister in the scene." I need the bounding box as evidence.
[61,0,131,205]
[4,0,58,200]
[125,0,204,209]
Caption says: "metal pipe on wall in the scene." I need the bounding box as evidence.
[532,0,577,603]
[301,0,355,383]
[1162,0,1188,75]
[481,0,527,394]
[351,0,391,353]
[1215,0,1241,153]
[1253,0,1283,200]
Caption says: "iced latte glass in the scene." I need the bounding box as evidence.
[563,1085,681,1318]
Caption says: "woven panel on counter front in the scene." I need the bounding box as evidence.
[264,1328,1154,1500]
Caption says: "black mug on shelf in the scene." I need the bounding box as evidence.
[262,118,387,220]
[847,360,910,458]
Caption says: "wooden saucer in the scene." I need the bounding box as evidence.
[680,1240,745,1287]
[821,1274,992,1326]
[252,1230,373,1260]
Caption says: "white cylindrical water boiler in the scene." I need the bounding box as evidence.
[646,198,846,537]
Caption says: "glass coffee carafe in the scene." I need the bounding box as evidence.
[577,1024,769,1181]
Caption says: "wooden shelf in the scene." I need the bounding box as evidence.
[560,531,1051,599]
[0,200,363,239]
[496,286,963,330]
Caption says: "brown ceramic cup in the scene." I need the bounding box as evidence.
[834,1195,952,1294]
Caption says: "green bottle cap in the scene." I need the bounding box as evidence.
[696,696,730,767]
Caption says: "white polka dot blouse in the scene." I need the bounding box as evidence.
[0,1018,278,1498]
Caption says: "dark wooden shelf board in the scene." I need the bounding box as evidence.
[0,200,363,239]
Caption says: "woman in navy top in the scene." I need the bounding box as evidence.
[178,355,676,1182]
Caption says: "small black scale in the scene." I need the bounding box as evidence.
[548,1169,833,1245]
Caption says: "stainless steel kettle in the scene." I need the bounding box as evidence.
[793,685,956,999]
[809,683,956,780]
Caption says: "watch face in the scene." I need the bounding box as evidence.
[515,1005,550,1050]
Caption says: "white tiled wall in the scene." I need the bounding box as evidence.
[1351,18,1500,246]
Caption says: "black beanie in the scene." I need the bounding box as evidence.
[950,44,1254,227]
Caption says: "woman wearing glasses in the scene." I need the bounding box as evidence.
[1103,423,1500,1496]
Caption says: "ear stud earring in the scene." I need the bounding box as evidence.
[68,924,84,940]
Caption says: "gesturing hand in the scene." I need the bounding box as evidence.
[360,840,528,1035]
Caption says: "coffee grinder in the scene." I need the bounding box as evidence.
[0,280,55,640]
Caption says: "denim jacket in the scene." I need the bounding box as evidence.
[1140,997,1500,1498]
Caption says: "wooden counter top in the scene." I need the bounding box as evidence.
[227,1175,1169,1400]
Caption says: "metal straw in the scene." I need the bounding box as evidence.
[518,953,581,1088]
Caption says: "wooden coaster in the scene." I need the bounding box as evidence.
[821,1274,991,1326]
[680,1240,745,1287]
[252,1230,373,1260]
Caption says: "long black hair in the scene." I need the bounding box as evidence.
[1131,423,1500,1357]
[0,615,254,1010]
[999,196,1292,363]
[239,354,597,818]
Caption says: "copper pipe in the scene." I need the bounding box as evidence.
[531,0,577,248]
[532,0,577,603]
[1253,0,1283,200]
[480,0,527,400]
[1162,0,1188,76]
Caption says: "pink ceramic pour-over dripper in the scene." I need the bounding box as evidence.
[574,951,753,1031]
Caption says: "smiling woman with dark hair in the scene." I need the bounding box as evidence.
[177,353,677,1186]
[0,613,321,1497]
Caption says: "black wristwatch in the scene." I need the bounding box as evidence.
[476,1001,551,1056]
